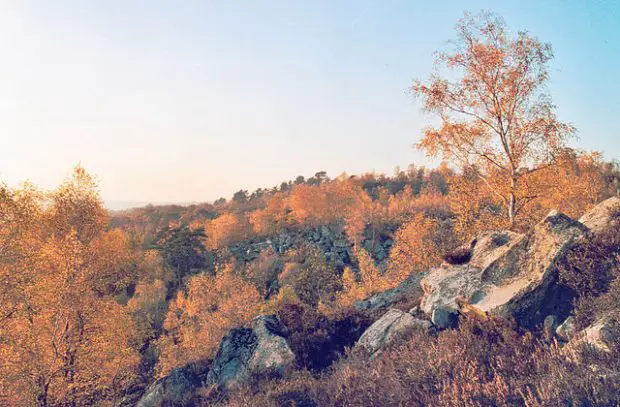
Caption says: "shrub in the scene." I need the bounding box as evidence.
[156,267,263,376]
[219,317,620,406]
[293,246,341,306]
[276,303,371,372]
[558,208,620,327]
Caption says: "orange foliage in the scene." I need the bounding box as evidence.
[287,180,372,228]
[0,170,140,406]
[205,213,250,250]
[337,249,387,307]
[413,12,575,227]
[387,213,455,283]
[249,192,288,236]
[450,151,610,238]
[156,266,263,376]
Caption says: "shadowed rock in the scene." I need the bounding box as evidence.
[206,315,295,392]
[136,364,205,407]
[443,238,477,265]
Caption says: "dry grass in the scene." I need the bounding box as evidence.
[217,317,620,406]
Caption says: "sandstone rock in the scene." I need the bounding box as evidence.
[420,210,588,328]
[206,315,295,392]
[355,271,426,311]
[136,365,203,407]
[579,196,620,235]
[408,306,421,316]
[567,312,619,353]
[356,309,432,356]
[556,316,577,342]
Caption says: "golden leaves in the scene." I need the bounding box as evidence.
[0,169,140,406]
[156,268,263,377]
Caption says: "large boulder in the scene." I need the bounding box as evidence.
[205,315,295,392]
[355,271,427,312]
[356,308,432,356]
[579,197,620,235]
[136,365,204,407]
[420,210,588,328]
[567,312,620,353]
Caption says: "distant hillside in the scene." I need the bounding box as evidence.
[105,200,199,211]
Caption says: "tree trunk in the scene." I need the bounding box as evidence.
[36,377,49,407]
[508,175,517,228]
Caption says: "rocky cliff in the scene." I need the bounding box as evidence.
[135,197,620,406]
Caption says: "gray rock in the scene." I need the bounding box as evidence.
[356,309,432,356]
[579,197,620,235]
[355,271,427,312]
[556,316,577,342]
[206,315,295,392]
[136,366,202,407]
[420,210,588,328]
[567,312,619,353]
[320,225,332,239]
[432,307,458,329]
[333,239,350,249]
[408,306,420,316]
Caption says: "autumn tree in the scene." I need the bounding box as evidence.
[387,213,457,283]
[413,12,574,227]
[337,249,385,307]
[449,150,610,237]
[0,169,140,406]
[154,225,212,288]
[249,192,289,236]
[204,212,250,250]
[45,166,108,244]
[156,266,262,376]
[293,246,342,307]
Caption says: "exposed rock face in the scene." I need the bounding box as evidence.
[356,308,432,356]
[579,197,620,235]
[432,307,458,329]
[567,312,620,353]
[205,315,295,392]
[355,271,427,312]
[420,211,588,328]
[556,316,577,342]
[136,365,203,407]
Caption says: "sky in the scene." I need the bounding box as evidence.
[0,1,619,206]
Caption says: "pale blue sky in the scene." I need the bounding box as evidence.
[1,1,618,204]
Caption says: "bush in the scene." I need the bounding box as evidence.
[220,317,620,406]
[293,246,342,306]
[276,303,371,372]
[558,209,620,328]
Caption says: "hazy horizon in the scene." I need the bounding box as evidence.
[1,1,619,203]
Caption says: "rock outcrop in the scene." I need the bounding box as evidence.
[419,210,588,328]
[567,312,620,353]
[136,365,205,407]
[579,197,620,235]
[205,315,295,392]
[355,271,427,312]
[556,316,577,342]
[356,308,432,356]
